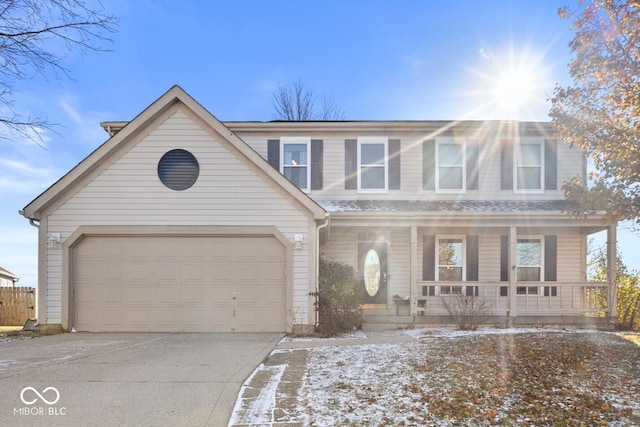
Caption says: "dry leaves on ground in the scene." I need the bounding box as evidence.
[300,330,640,426]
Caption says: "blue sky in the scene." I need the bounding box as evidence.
[1,0,638,286]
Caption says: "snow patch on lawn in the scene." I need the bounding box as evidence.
[232,328,640,426]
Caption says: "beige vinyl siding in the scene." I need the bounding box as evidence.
[557,234,585,281]
[320,227,357,267]
[479,234,502,282]
[389,228,411,298]
[44,109,314,325]
[242,136,585,202]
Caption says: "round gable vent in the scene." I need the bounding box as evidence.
[157,149,199,191]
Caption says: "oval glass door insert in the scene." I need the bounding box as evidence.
[364,249,381,297]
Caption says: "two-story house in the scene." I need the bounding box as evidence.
[20,86,617,333]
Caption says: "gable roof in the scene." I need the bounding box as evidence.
[21,85,326,221]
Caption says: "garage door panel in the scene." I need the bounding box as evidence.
[131,310,151,328]
[183,287,205,305]
[183,263,204,282]
[76,287,96,303]
[210,286,232,303]
[103,309,125,328]
[104,286,124,304]
[264,288,285,305]
[155,310,180,329]
[157,263,179,282]
[209,264,233,282]
[103,240,125,258]
[74,235,286,332]
[182,309,212,328]
[155,287,180,305]
[265,264,285,281]
[131,263,152,281]
[236,287,257,304]
[130,287,151,304]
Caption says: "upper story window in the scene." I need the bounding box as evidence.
[516,238,543,281]
[436,138,466,193]
[280,137,310,191]
[358,137,388,192]
[514,139,544,193]
[437,237,465,281]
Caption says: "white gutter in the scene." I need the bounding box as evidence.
[19,210,40,228]
[315,214,330,328]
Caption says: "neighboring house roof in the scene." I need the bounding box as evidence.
[317,200,577,213]
[0,266,19,282]
[21,85,326,221]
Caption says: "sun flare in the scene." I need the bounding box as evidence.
[493,67,537,111]
[466,46,552,121]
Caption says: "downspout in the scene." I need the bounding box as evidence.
[19,210,40,229]
[19,210,39,328]
[315,213,330,328]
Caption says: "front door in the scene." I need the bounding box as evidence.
[358,241,388,306]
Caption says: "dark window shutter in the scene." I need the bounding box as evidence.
[545,139,557,190]
[544,235,557,281]
[501,141,513,190]
[500,235,509,281]
[466,140,479,190]
[466,235,479,281]
[423,140,435,190]
[267,139,280,170]
[311,139,323,190]
[388,139,401,190]
[345,139,357,189]
[423,235,435,281]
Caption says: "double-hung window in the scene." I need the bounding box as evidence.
[437,237,465,281]
[516,238,543,281]
[358,137,388,192]
[514,139,544,192]
[280,137,310,192]
[436,138,465,193]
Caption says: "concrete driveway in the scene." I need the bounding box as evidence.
[0,332,282,426]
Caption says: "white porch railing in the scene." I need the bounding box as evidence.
[415,281,610,317]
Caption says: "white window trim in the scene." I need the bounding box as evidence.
[436,137,466,194]
[357,136,388,193]
[280,137,311,192]
[513,138,544,194]
[435,235,466,281]
[516,236,545,282]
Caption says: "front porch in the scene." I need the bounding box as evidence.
[362,281,613,330]
[319,207,619,331]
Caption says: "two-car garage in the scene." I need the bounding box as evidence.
[72,233,287,333]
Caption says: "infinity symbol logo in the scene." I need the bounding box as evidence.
[20,387,60,405]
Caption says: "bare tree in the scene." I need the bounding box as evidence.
[271,79,345,121]
[0,0,118,145]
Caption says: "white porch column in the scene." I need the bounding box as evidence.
[508,226,518,319]
[607,226,618,318]
[410,226,417,316]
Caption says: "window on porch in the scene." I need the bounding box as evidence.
[516,238,542,281]
[437,237,464,281]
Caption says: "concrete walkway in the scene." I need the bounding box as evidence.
[229,331,419,426]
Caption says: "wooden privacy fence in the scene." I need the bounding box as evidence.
[0,287,36,326]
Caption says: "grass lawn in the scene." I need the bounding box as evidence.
[299,329,640,426]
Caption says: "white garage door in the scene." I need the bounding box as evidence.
[73,235,286,332]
